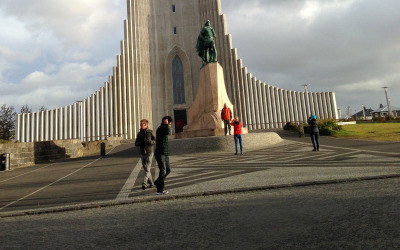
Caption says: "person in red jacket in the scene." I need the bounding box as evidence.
[221,103,232,135]
[230,116,243,155]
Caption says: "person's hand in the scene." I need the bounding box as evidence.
[168,122,172,128]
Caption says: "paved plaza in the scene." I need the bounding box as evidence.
[0,131,399,217]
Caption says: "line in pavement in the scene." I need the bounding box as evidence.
[116,159,143,201]
[0,157,102,211]
[289,139,400,156]
[0,163,56,184]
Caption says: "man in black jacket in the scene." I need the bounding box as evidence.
[135,119,156,190]
[154,116,173,195]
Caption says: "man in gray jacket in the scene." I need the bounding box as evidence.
[135,119,156,190]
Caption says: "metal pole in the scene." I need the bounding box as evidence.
[361,104,366,120]
[382,87,391,116]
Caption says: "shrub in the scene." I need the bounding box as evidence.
[284,119,342,136]
[283,122,299,132]
[385,115,394,121]
[318,119,342,136]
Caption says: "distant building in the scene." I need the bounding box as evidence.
[371,104,400,118]
[352,108,374,120]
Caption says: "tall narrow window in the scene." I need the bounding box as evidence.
[172,5,176,12]
[174,27,177,34]
[172,55,185,104]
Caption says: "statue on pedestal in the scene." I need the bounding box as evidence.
[196,20,217,66]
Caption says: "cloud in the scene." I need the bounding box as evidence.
[0,0,125,48]
[0,0,125,111]
[221,0,400,112]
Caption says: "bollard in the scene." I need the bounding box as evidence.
[100,142,106,156]
[1,153,10,171]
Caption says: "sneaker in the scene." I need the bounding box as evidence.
[235,152,238,155]
[241,152,243,155]
[142,184,146,190]
[156,190,169,195]
[149,183,155,188]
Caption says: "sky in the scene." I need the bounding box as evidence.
[1,0,399,118]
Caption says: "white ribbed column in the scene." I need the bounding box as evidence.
[95,93,100,140]
[260,83,268,129]
[246,72,256,130]
[270,86,278,128]
[231,49,241,118]
[82,99,87,141]
[291,91,299,123]
[299,92,307,122]
[277,88,286,128]
[256,81,264,129]
[39,111,44,141]
[242,68,251,129]
[282,90,290,123]
[100,88,105,140]
[330,92,338,119]
[323,92,332,117]
[104,82,110,138]
[325,92,333,118]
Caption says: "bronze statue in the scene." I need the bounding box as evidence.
[196,20,217,66]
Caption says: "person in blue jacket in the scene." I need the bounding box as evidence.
[307,115,320,151]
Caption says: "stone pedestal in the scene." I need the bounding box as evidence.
[176,63,245,139]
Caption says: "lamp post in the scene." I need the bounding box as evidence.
[361,104,366,120]
[382,87,392,117]
[302,84,310,117]
[76,101,83,141]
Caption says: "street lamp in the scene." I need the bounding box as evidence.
[382,87,392,116]
[361,104,366,120]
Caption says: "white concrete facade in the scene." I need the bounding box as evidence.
[15,0,338,142]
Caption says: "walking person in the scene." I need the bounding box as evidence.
[308,115,320,151]
[231,116,243,155]
[154,116,173,195]
[221,103,232,135]
[135,119,156,190]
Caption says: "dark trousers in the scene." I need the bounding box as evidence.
[310,133,320,150]
[224,120,231,135]
[154,154,170,192]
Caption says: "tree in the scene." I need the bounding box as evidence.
[39,105,47,112]
[345,106,352,119]
[0,104,16,140]
[20,104,32,114]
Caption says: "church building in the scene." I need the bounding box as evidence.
[15,0,338,142]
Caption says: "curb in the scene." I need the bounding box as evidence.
[1,174,399,218]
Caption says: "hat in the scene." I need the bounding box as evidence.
[311,115,317,120]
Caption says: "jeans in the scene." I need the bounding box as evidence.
[154,154,171,192]
[310,133,320,150]
[234,134,243,153]
[224,120,231,135]
[140,152,154,186]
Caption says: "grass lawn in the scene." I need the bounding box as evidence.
[334,123,400,141]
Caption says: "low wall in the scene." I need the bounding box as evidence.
[0,138,122,169]
[169,132,283,155]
